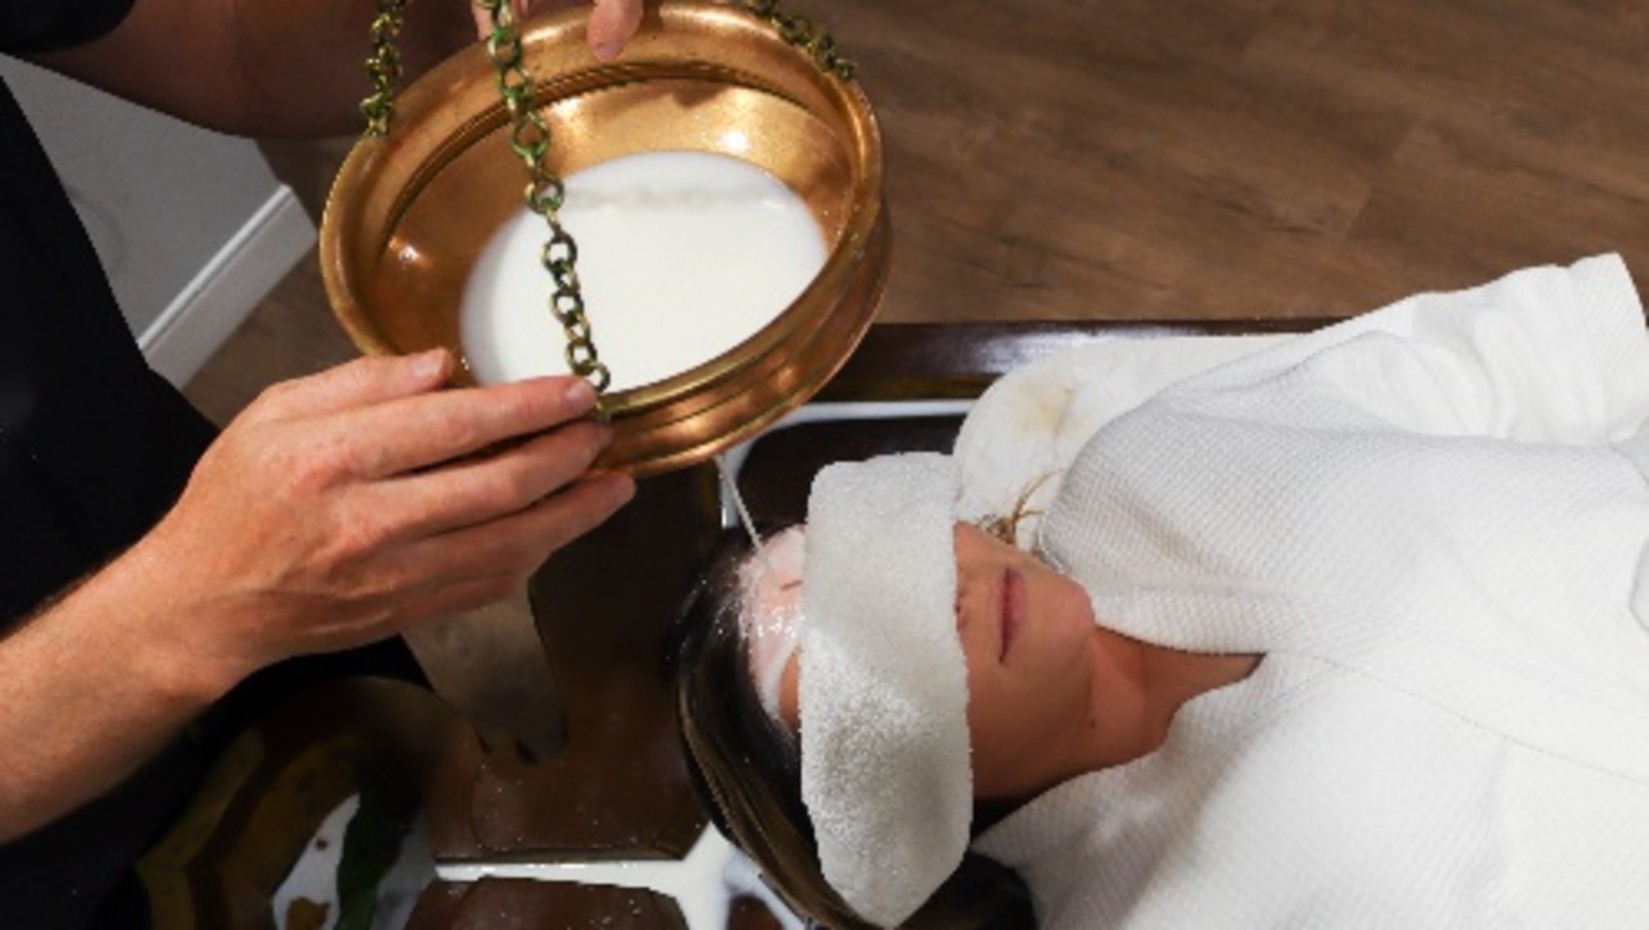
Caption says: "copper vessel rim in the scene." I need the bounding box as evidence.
[320,0,885,471]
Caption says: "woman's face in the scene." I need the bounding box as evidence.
[753,522,1102,803]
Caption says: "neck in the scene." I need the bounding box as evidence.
[1076,628,1260,771]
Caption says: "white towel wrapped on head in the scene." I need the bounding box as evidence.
[954,334,1289,549]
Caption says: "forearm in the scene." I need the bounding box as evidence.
[29,0,475,137]
[0,543,231,843]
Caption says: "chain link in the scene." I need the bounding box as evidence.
[361,0,411,136]
[477,0,613,396]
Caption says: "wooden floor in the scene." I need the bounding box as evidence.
[191,0,1649,419]
[831,0,1649,324]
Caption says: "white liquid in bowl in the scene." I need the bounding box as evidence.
[460,150,828,391]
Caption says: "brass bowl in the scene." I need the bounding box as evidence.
[320,0,888,476]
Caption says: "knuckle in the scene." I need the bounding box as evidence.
[477,466,538,512]
[435,407,487,456]
[282,441,349,495]
[248,379,299,418]
[251,446,313,502]
[324,503,397,564]
[502,386,546,422]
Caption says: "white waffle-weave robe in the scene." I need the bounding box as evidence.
[972,254,1649,928]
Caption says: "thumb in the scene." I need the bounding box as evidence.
[588,0,643,61]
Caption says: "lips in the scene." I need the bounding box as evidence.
[1000,567,1025,662]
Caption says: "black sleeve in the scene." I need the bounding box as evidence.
[1,0,137,54]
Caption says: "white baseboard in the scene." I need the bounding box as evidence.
[138,186,317,387]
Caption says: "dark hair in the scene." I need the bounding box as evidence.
[670,527,1034,929]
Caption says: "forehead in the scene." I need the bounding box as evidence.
[739,525,806,603]
[739,526,808,720]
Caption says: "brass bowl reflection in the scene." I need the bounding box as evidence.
[320,0,887,477]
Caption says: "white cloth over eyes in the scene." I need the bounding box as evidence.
[968,254,1649,927]
[801,453,971,928]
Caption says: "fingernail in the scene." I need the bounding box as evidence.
[564,378,596,413]
[594,41,622,61]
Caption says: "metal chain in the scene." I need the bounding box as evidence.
[741,0,856,80]
[477,0,613,396]
[361,0,411,137]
